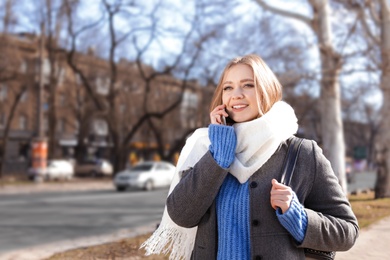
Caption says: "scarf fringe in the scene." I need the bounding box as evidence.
[141,226,196,260]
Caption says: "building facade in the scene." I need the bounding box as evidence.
[0,32,213,176]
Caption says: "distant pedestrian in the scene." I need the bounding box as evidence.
[141,54,359,259]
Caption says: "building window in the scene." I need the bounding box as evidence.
[59,93,66,107]
[19,115,27,130]
[0,113,6,128]
[58,118,65,133]
[75,73,83,85]
[96,77,109,95]
[58,67,65,85]
[20,59,28,73]
[20,90,28,102]
[44,116,49,133]
[181,91,198,128]
[0,84,7,101]
[120,104,126,114]
[42,58,51,84]
[93,118,108,135]
[183,91,198,108]
[74,120,79,134]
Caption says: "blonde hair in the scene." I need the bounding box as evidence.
[209,54,282,116]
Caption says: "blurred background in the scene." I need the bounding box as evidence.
[0,0,389,198]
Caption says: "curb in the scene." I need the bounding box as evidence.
[0,223,157,260]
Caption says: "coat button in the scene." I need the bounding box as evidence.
[250,181,258,188]
[252,219,259,226]
[254,256,262,260]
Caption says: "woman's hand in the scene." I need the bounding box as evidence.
[210,104,229,125]
[270,179,293,214]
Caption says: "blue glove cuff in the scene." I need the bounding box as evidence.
[208,124,237,168]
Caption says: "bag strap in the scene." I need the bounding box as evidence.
[280,137,304,186]
[280,137,336,260]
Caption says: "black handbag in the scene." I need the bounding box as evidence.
[280,137,336,260]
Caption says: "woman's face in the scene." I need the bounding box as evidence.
[222,64,259,123]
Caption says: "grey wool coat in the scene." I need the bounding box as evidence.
[166,138,359,260]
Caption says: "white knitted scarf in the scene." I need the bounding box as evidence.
[141,101,298,259]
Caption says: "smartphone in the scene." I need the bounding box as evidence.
[222,116,227,125]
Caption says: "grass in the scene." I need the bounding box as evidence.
[45,191,390,260]
[0,175,32,186]
[46,233,168,260]
[348,191,390,228]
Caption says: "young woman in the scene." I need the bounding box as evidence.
[142,54,359,259]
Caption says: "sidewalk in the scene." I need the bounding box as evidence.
[336,216,390,259]
[0,178,114,195]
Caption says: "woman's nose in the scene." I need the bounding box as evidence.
[232,88,244,99]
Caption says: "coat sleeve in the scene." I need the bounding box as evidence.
[166,151,228,228]
[297,140,359,252]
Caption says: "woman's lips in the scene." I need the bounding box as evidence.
[231,104,248,111]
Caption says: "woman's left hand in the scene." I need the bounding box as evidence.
[270,179,293,214]
[210,104,229,125]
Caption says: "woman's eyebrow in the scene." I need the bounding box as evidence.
[223,79,254,85]
[222,80,233,85]
[240,79,254,83]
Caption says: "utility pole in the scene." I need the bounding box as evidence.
[31,22,48,182]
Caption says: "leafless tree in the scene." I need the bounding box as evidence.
[356,0,390,198]
[0,0,27,179]
[337,0,390,198]
[254,0,349,193]
[32,0,69,159]
[62,0,221,171]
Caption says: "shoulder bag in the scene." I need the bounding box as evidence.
[280,137,336,260]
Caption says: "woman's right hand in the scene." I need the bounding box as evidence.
[210,104,229,125]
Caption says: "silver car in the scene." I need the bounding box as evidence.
[113,161,176,191]
[74,159,113,177]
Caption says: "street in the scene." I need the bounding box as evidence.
[0,187,168,255]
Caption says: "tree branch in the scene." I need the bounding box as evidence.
[254,0,312,28]
[358,1,381,45]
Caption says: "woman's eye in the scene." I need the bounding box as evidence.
[243,84,254,88]
[223,86,232,91]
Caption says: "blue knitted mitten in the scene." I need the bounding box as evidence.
[276,191,308,243]
[208,124,237,168]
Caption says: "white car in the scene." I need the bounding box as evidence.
[75,159,113,177]
[113,161,176,191]
[28,160,74,181]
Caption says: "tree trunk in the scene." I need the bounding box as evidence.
[311,0,347,193]
[0,87,26,178]
[375,0,390,198]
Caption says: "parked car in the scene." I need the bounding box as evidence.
[113,161,176,191]
[28,159,74,181]
[74,159,113,177]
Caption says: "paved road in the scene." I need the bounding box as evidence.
[0,186,168,258]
